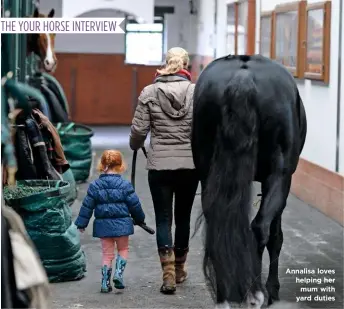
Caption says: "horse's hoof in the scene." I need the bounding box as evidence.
[268,295,280,306]
[266,284,280,306]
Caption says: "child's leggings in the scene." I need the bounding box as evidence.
[100,236,129,267]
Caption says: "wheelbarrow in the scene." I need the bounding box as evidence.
[131,147,155,235]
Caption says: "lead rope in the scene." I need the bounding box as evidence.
[130,147,154,235]
[130,147,147,190]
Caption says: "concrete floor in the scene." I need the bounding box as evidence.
[50,127,343,309]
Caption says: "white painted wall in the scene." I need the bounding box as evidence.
[40,0,197,55]
[39,0,124,53]
[196,0,343,173]
[339,7,344,175]
[197,0,215,57]
[61,9,126,54]
[62,0,154,23]
[157,0,198,55]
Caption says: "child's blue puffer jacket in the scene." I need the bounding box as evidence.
[75,174,145,238]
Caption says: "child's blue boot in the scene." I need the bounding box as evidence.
[113,255,127,289]
[101,265,113,293]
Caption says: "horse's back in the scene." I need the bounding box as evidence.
[194,55,306,178]
[197,55,299,113]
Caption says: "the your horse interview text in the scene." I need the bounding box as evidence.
[0,18,125,34]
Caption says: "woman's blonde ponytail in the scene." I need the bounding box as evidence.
[157,47,189,76]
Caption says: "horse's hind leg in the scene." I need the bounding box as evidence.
[251,174,292,304]
[266,215,283,305]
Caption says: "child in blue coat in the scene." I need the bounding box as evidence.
[75,150,145,293]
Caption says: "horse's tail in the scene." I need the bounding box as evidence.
[202,68,262,303]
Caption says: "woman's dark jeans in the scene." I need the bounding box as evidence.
[148,169,199,250]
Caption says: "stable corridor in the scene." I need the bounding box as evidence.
[50,127,344,309]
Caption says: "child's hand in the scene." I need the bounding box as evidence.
[79,228,85,233]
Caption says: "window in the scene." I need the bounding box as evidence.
[260,11,274,58]
[274,1,306,78]
[225,0,256,55]
[261,0,332,83]
[305,1,331,84]
[275,10,298,71]
[125,17,164,65]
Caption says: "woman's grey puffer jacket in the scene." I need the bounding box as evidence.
[129,74,195,170]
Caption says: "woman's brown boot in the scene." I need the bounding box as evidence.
[174,247,189,283]
[158,247,176,294]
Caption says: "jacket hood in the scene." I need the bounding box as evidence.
[154,75,193,119]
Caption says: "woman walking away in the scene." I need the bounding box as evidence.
[129,47,199,294]
[74,150,146,293]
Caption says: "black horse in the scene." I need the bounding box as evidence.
[192,55,307,308]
